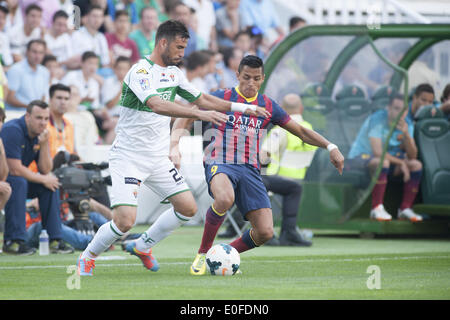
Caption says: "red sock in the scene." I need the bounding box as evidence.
[372,168,388,208]
[198,206,226,254]
[400,170,422,210]
[229,229,257,253]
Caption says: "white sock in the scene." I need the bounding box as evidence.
[135,208,191,253]
[81,220,124,260]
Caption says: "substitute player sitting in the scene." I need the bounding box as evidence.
[171,55,345,275]
[76,20,270,276]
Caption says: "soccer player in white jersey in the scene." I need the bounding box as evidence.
[76,20,270,276]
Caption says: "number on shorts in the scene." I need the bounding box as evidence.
[211,165,218,176]
[169,168,182,182]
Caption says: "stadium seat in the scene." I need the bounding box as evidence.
[335,84,372,153]
[300,83,336,137]
[371,85,396,112]
[414,105,450,205]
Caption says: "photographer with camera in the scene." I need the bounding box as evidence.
[0,100,72,255]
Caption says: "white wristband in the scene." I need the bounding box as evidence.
[327,143,338,152]
[231,102,256,113]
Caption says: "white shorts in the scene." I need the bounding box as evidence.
[108,153,189,208]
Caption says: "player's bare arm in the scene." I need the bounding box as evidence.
[196,93,271,118]
[282,119,345,174]
[147,95,228,126]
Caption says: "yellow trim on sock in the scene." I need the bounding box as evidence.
[249,229,260,247]
[211,204,227,216]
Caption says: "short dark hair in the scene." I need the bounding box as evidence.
[27,39,46,51]
[25,3,42,16]
[115,9,129,20]
[155,19,190,44]
[238,55,264,74]
[49,83,71,99]
[289,16,306,29]
[42,54,57,66]
[185,51,211,71]
[114,55,132,67]
[87,4,104,15]
[414,83,435,97]
[233,30,250,42]
[52,9,69,22]
[441,83,450,103]
[27,100,48,114]
[389,93,405,105]
[81,51,99,62]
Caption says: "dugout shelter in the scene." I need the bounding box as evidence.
[261,24,450,236]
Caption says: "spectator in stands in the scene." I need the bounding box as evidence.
[5,39,49,111]
[100,56,132,143]
[239,0,284,40]
[1,100,74,255]
[105,9,140,65]
[347,93,423,222]
[42,55,65,88]
[439,83,450,120]
[215,0,244,48]
[0,108,12,213]
[8,3,44,63]
[44,10,79,70]
[408,83,435,121]
[70,5,111,70]
[233,30,253,56]
[168,1,198,57]
[62,51,101,112]
[74,0,114,33]
[184,0,217,51]
[184,50,213,94]
[220,46,243,88]
[0,3,14,68]
[202,49,225,92]
[136,0,168,22]
[19,0,60,29]
[4,0,23,32]
[107,0,139,26]
[64,85,100,151]
[129,6,159,58]
[245,25,266,59]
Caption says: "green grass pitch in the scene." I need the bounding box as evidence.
[0,225,449,300]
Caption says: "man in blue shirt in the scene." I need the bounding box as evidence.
[1,100,73,255]
[348,93,423,222]
[5,39,49,111]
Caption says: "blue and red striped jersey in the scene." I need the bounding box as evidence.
[203,87,291,170]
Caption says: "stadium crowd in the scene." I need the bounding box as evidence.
[0,0,448,255]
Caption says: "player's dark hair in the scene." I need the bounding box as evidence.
[238,55,264,74]
[81,51,99,62]
[52,9,69,22]
[25,3,42,15]
[49,83,71,99]
[414,83,435,97]
[155,19,190,44]
[27,100,48,114]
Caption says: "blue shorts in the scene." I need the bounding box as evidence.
[204,163,271,220]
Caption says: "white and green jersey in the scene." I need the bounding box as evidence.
[113,57,201,158]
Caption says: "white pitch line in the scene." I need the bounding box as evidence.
[0,255,449,271]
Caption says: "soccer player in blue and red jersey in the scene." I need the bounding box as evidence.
[170,55,345,275]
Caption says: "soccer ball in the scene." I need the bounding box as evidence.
[206,244,240,276]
